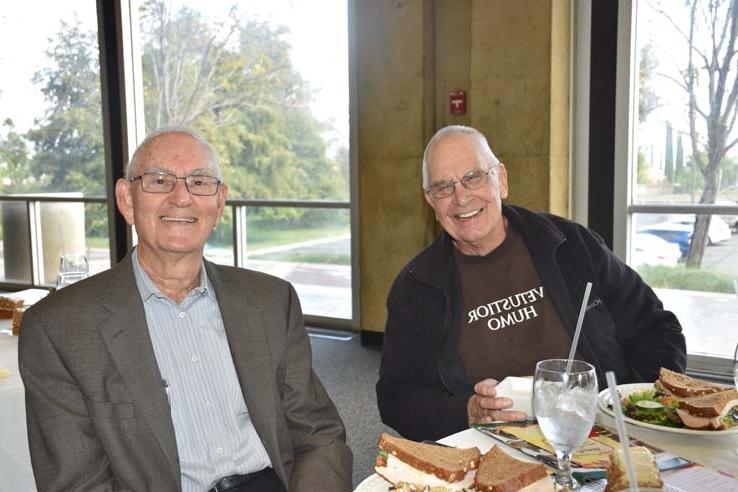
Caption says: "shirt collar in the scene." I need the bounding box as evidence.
[131,248,210,303]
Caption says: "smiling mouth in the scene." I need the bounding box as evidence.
[160,215,196,223]
[455,208,483,220]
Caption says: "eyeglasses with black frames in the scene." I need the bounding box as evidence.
[424,167,495,199]
[129,172,222,196]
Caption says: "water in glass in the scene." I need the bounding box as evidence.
[533,359,598,491]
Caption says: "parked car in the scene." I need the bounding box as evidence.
[637,223,692,258]
[631,233,682,267]
[669,215,732,244]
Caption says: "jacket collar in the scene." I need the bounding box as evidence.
[410,204,566,289]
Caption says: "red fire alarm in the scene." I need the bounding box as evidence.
[449,91,466,114]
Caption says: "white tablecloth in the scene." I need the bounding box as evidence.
[0,331,35,492]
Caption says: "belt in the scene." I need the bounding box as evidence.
[209,468,270,492]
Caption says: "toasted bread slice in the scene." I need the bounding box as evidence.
[377,433,480,484]
[674,388,738,430]
[658,368,728,397]
[679,389,738,418]
[604,446,663,491]
[473,446,551,492]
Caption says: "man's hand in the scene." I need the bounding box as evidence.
[467,378,528,425]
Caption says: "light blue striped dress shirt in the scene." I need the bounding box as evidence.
[131,250,272,492]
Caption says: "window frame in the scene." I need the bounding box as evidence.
[0,0,358,331]
[610,0,736,379]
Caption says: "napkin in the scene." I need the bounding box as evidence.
[495,376,533,416]
[0,367,12,379]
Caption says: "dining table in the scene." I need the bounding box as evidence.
[0,327,35,492]
[356,406,738,492]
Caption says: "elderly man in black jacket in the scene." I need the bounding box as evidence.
[376,125,686,441]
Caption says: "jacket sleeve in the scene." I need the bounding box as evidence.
[281,285,353,492]
[584,228,687,381]
[376,277,470,442]
[19,309,123,492]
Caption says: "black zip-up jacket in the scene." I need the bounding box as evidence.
[376,205,686,441]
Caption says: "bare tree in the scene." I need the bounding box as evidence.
[652,0,738,267]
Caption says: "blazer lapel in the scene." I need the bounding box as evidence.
[206,263,283,472]
[97,256,180,483]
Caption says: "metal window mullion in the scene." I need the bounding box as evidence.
[28,201,43,286]
[234,205,247,268]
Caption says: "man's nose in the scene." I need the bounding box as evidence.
[170,178,193,204]
[452,182,472,205]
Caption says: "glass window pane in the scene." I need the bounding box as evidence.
[0,201,32,284]
[631,213,738,359]
[205,207,234,266]
[633,3,738,207]
[0,2,104,197]
[134,0,349,201]
[37,201,110,287]
[243,206,351,319]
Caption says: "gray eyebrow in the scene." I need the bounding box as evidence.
[141,166,217,176]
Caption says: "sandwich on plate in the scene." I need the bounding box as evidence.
[675,388,738,430]
[374,433,480,490]
[604,446,663,491]
[473,446,552,492]
[656,368,729,397]
[653,368,737,430]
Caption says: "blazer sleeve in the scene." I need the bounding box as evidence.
[19,309,122,492]
[281,285,353,492]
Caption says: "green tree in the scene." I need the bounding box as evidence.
[26,19,105,196]
[0,119,36,193]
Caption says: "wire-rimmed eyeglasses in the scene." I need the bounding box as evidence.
[424,167,495,199]
[129,172,222,196]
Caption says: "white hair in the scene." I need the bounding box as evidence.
[422,125,499,189]
[126,126,222,179]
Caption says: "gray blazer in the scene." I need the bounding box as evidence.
[18,255,352,491]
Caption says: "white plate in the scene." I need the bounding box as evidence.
[598,383,738,436]
[354,473,390,492]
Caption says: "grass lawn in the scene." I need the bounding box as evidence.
[245,224,349,251]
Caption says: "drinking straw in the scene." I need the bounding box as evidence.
[565,281,593,376]
[606,371,639,492]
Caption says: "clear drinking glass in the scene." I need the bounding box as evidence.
[56,252,89,288]
[533,359,598,491]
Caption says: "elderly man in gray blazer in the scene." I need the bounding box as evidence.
[19,127,352,492]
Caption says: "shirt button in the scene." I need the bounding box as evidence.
[191,354,199,363]
[179,312,186,318]
[205,401,211,408]
[216,447,224,455]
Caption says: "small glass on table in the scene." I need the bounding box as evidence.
[56,252,89,289]
[532,359,598,491]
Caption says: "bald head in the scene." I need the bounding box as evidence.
[127,126,221,179]
[422,125,499,189]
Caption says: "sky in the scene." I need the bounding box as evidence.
[0,0,349,147]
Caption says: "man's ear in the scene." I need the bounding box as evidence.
[497,163,509,200]
[215,183,228,224]
[115,178,135,225]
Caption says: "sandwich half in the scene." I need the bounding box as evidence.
[473,446,552,492]
[676,388,738,430]
[656,368,729,398]
[604,446,663,491]
[374,433,480,490]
